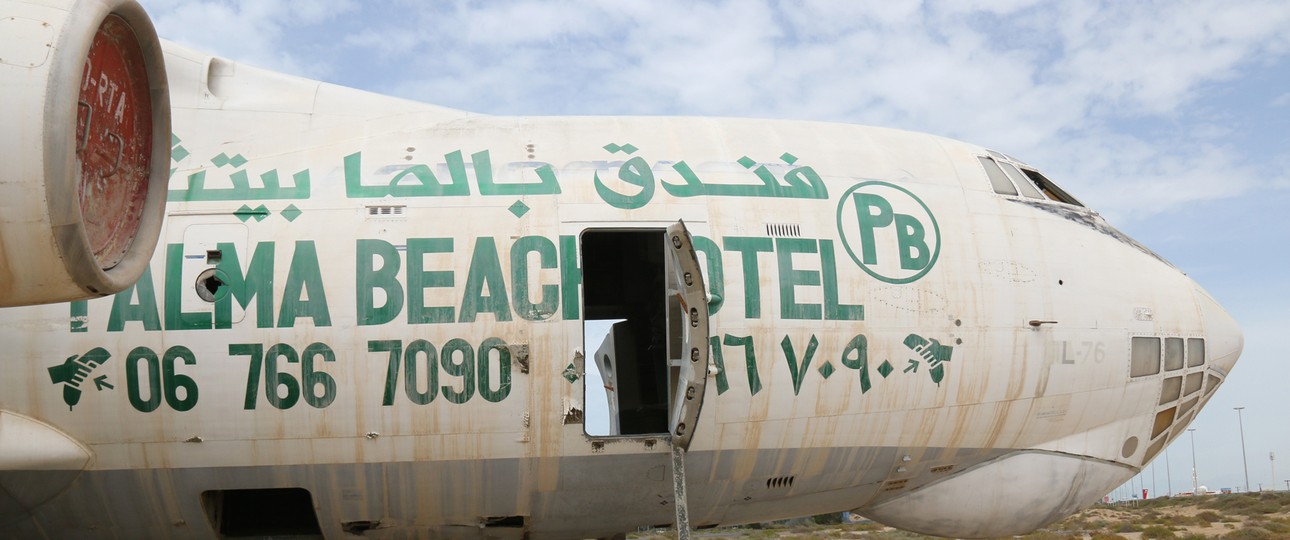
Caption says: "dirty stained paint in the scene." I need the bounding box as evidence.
[0,24,1246,540]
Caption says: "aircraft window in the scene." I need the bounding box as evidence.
[1204,373,1222,395]
[1178,396,1199,417]
[1159,376,1182,405]
[1143,436,1167,464]
[1021,169,1085,207]
[1183,372,1203,396]
[998,162,1044,199]
[978,157,1018,196]
[195,268,225,303]
[1130,337,1161,377]
[1163,338,1184,371]
[1187,338,1205,367]
[1152,407,1175,438]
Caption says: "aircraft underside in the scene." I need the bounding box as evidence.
[0,443,1138,539]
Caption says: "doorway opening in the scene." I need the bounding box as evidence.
[581,229,675,436]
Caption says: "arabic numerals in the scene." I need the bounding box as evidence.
[126,347,161,412]
[230,343,264,410]
[371,340,406,406]
[840,334,873,394]
[301,343,337,408]
[231,342,337,410]
[263,343,301,410]
[440,339,475,404]
[478,337,511,403]
[403,339,439,405]
[126,345,199,413]
[162,346,199,411]
[373,337,510,406]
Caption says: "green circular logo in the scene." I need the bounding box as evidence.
[835,181,941,284]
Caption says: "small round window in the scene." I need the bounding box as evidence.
[195,268,228,302]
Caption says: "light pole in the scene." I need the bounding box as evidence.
[1166,446,1173,496]
[1271,452,1276,492]
[1235,407,1250,492]
[1188,428,1198,493]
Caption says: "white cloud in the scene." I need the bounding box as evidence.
[135,0,1290,223]
[140,0,358,78]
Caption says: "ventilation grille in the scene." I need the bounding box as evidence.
[367,205,406,217]
[765,223,801,237]
[765,476,795,489]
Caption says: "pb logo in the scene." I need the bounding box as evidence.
[835,181,940,284]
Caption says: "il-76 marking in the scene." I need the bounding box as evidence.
[230,342,337,410]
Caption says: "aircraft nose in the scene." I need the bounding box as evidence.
[1197,288,1243,375]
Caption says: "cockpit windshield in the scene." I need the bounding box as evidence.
[978,153,1084,207]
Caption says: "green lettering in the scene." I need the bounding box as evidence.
[108,266,160,332]
[895,213,930,270]
[781,334,819,396]
[278,241,331,327]
[479,337,512,403]
[300,343,337,409]
[370,340,403,406]
[820,240,864,321]
[230,343,264,410]
[216,241,275,328]
[693,235,724,316]
[840,334,872,394]
[775,238,821,320]
[356,239,404,326]
[263,343,300,409]
[162,346,199,411]
[560,235,581,320]
[854,193,893,265]
[460,237,512,322]
[441,338,475,404]
[405,339,438,405]
[723,236,772,319]
[125,346,162,412]
[708,336,729,395]
[407,238,455,324]
[511,236,558,321]
[723,334,760,396]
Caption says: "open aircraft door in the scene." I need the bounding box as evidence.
[664,221,710,450]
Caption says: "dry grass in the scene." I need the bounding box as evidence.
[627,492,1290,539]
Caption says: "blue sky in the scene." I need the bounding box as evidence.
[139,0,1290,495]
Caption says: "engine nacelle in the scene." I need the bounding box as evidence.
[0,0,168,307]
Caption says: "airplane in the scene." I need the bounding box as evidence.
[0,1,1244,538]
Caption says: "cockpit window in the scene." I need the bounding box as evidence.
[977,152,1086,208]
[977,157,1018,196]
[1021,168,1084,207]
[999,162,1045,199]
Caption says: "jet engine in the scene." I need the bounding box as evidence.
[0,0,168,307]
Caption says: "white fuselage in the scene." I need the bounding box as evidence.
[0,41,1242,539]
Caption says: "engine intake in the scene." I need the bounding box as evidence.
[0,0,168,306]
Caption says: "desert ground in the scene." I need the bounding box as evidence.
[629,491,1290,539]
